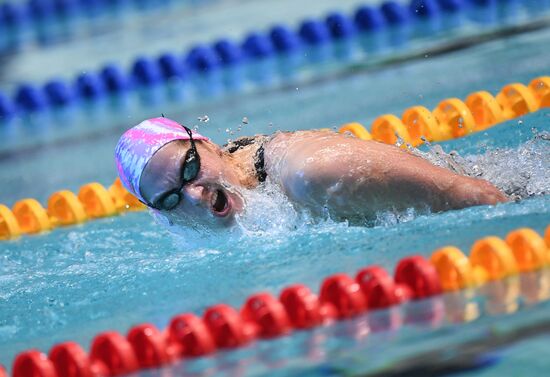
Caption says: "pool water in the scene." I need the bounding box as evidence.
[1,0,550,375]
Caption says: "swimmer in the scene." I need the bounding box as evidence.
[115,117,507,229]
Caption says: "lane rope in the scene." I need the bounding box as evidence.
[2,0,548,121]
[4,224,549,377]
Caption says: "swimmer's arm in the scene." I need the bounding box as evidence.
[274,138,507,216]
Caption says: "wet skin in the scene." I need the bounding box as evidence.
[139,130,508,227]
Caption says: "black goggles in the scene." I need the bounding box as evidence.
[146,126,201,211]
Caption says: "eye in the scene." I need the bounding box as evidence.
[182,150,200,182]
[160,192,180,210]
[182,160,199,181]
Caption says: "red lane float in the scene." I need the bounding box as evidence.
[89,332,139,376]
[203,304,255,348]
[279,284,327,329]
[356,266,411,308]
[319,274,366,319]
[241,293,291,338]
[127,324,172,368]
[13,351,56,377]
[49,342,98,377]
[167,313,216,357]
[394,256,442,299]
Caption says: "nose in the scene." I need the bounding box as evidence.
[182,185,205,205]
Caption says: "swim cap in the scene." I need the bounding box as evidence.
[115,117,209,202]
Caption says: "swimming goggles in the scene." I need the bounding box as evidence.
[146,125,201,211]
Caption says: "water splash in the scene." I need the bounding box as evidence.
[414,131,550,199]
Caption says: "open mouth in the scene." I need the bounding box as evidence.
[210,189,230,217]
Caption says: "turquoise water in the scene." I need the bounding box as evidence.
[1,114,549,373]
[1,1,550,375]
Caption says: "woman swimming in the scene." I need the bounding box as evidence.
[115,117,507,229]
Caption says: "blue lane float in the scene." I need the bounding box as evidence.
[354,5,387,31]
[213,39,244,66]
[1,0,549,119]
[75,72,105,100]
[185,45,220,73]
[298,19,331,45]
[242,32,275,59]
[100,64,130,93]
[269,25,302,53]
[43,80,73,107]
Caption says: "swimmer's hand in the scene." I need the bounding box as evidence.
[447,177,508,209]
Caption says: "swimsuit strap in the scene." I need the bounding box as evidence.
[254,144,267,183]
[223,135,269,183]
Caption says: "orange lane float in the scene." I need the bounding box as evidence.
[338,75,546,146]
[529,77,550,108]
[0,179,145,241]
[339,122,373,140]
[8,225,549,377]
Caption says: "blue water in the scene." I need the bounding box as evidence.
[1,1,550,375]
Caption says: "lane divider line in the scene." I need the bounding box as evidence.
[4,224,549,377]
[338,75,550,146]
[2,1,549,121]
[0,178,144,240]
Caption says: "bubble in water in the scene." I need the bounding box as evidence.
[518,120,523,126]
[197,115,210,123]
[242,117,249,125]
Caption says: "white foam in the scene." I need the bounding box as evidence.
[415,131,550,199]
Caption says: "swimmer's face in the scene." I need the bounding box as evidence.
[139,140,244,229]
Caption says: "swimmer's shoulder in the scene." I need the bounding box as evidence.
[268,128,336,143]
[223,129,338,154]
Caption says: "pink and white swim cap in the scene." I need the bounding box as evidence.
[114,117,209,202]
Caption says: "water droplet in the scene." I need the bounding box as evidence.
[395,133,404,147]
